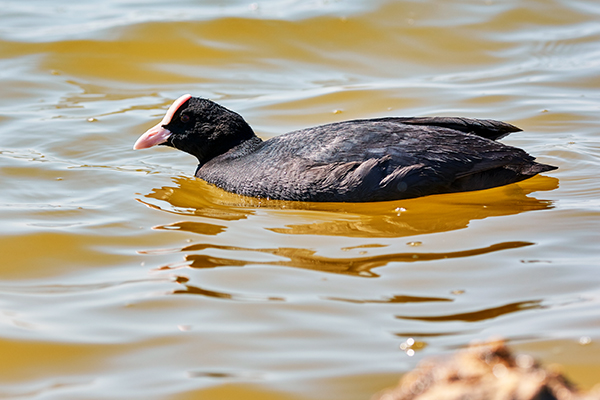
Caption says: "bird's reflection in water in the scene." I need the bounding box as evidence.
[139,174,557,278]
[143,174,558,238]
[151,240,534,278]
[395,299,543,322]
[170,276,285,301]
[391,299,544,343]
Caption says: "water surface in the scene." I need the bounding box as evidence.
[1,0,599,399]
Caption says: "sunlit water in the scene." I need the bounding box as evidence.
[1,0,599,399]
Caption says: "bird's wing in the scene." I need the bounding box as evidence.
[385,117,522,141]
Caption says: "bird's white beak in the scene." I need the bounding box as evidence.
[133,124,172,149]
[133,93,192,150]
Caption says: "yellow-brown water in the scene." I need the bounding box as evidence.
[1,1,599,398]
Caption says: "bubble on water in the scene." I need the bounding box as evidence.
[579,336,592,345]
[400,337,415,350]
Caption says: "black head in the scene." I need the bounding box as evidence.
[133,95,256,164]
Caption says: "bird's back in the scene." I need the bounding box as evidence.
[197,118,556,202]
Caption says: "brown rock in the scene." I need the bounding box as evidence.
[372,340,599,400]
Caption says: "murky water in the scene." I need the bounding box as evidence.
[1,0,599,398]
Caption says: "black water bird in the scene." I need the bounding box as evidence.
[133,94,557,202]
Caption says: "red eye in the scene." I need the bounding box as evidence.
[180,114,190,123]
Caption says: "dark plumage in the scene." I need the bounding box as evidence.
[133,94,557,202]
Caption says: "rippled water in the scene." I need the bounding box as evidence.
[1,0,599,398]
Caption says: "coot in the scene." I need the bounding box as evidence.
[133,94,557,202]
